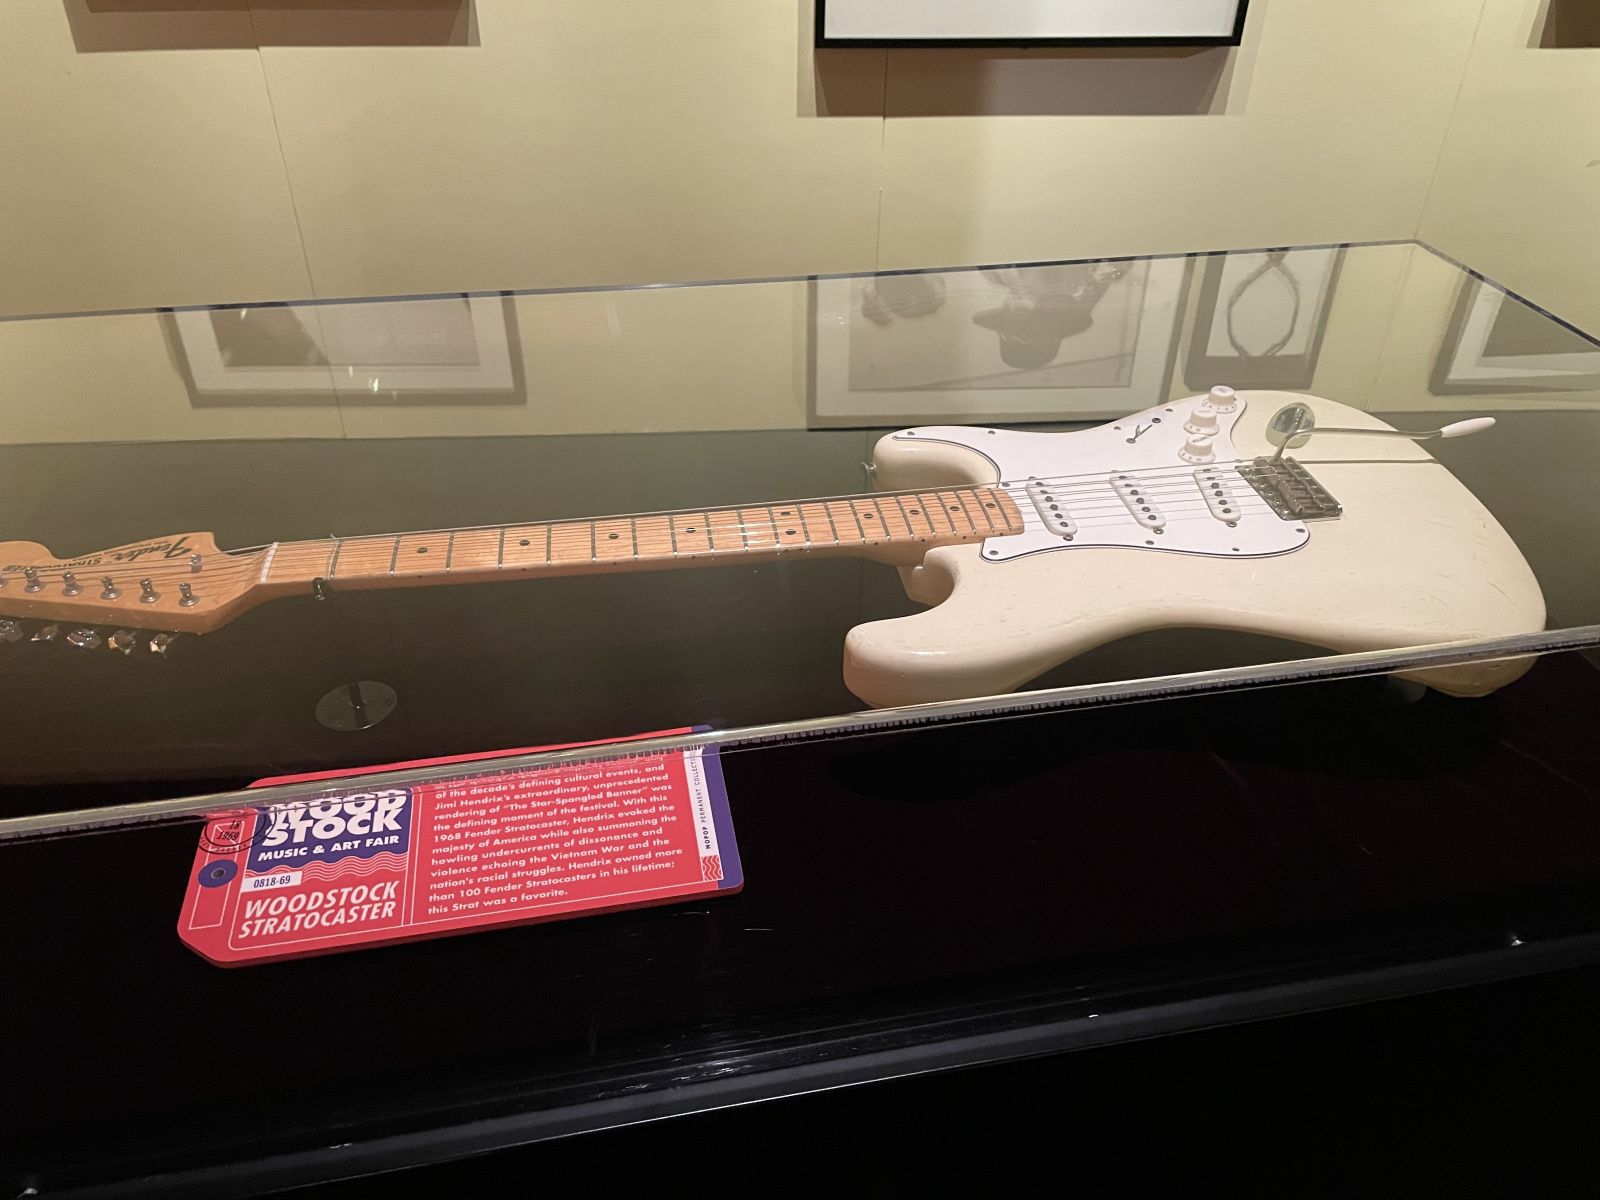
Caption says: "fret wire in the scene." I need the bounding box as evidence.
[170,460,1293,560]
[821,502,841,548]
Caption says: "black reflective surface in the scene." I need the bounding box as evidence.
[8,652,1600,1194]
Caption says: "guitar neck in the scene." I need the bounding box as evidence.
[253,485,1025,593]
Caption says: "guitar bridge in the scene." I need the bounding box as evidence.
[1237,457,1343,521]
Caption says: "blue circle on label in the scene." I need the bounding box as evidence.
[198,859,237,889]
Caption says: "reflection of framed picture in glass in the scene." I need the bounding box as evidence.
[167,294,524,407]
[809,258,1191,427]
[1183,247,1344,392]
[1430,279,1600,395]
[816,0,1248,47]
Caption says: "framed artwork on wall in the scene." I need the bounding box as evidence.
[1182,247,1345,392]
[166,294,524,407]
[815,0,1249,47]
[809,257,1191,428]
[1430,278,1600,395]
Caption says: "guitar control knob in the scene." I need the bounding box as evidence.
[107,629,140,655]
[1179,433,1216,464]
[0,619,23,643]
[65,627,103,651]
[1203,384,1239,413]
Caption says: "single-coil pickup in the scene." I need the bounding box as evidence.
[1025,481,1078,538]
[1193,466,1245,525]
[1110,474,1164,531]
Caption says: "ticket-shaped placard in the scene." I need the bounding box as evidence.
[178,731,741,966]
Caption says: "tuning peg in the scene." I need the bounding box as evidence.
[106,629,140,655]
[148,632,180,656]
[0,619,23,644]
[31,624,60,643]
[178,582,198,607]
[62,571,83,596]
[65,627,102,650]
[100,576,121,601]
[23,567,43,593]
[138,578,159,604]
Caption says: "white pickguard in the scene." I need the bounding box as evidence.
[895,392,1311,562]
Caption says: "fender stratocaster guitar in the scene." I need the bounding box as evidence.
[0,389,1545,707]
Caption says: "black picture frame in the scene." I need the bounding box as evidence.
[1182,248,1345,393]
[815,0,1249,48]
[1429,277,1600,396]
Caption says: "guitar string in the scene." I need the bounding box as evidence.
[7,437,1413,590]
[0,504,1289,620]
[1,495,1284,604]
[1,481,1285,590]
[1,490,1279,589]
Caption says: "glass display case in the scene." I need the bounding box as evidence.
[6,240,1600,1194]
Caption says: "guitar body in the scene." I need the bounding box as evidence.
[846,389,1546,708]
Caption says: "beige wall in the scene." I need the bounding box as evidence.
[0,0,1595,447]
[1418,0,1600,333]
[3,0,1487,319]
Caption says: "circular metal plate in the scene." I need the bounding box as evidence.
[315,680,399,732]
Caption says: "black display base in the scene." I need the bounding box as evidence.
[7,653,1600,1196]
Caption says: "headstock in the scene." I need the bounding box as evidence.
[0,532,261,655]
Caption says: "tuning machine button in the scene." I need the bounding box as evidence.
[107,629,141,655]
[148,632,180,656]
[23,567,43,593]
[32,624,61,643]
[65,627,103,651]
[0,619,23,644]
[100,576,121,601]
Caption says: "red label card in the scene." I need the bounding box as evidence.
[178,731,741,966]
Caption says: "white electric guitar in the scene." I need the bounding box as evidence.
[0,388,1544,707]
